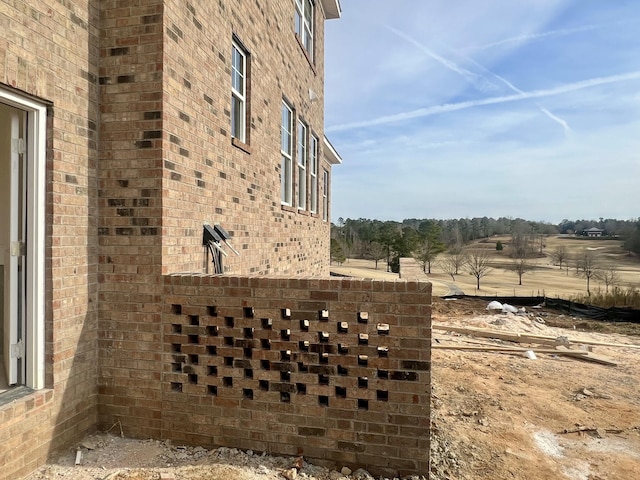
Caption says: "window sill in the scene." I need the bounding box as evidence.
[297,209,310,216]
[232,137,252,154]
[0,386,53,409]
[294,34,317,75]
[281,204,296,213]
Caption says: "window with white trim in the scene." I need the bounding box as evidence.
[281,102,293,206]
[297,120,307,210]
[309,135,318,213]
[231,40,247,143]
[295,0,314,60]
[322,169,329,221]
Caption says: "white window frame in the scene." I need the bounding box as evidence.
[295,0,314,60]
[281,102,293,206]
[322,169,329,222]
[231,40,247,143]
[309,134,318,213]
[297,120,307,211]
[0,87,46,391]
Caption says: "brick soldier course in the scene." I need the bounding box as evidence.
[0,1,432,478]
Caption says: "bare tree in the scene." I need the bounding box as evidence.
[551,245,568,269]
[365,241,387,270]
[576,249,598,296]
[596,265,620,293]
[441,250,468,281]
[511,255,532,285]
[466,249,492,290]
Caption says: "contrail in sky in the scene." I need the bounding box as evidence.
[386,25,571,133]
[385,25,496,93]
[326,71,640,133]
[471,18,640,51]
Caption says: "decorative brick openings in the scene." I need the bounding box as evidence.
[155,275,432,477]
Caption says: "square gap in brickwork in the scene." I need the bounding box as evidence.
[208,306,217,316]
[243,307,254,318]
[189,315,199,325]
[318,395,329,407]
[207,345,217,355]
[171,304,182,315]
[208,385,217,395]
[225,317,234,327]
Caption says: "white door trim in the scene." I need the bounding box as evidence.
[0,87,47,390]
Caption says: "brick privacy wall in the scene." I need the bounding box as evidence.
[0,1,100,479]
[151,275,429,477]
[399,257,427,280]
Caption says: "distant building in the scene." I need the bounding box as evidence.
[584,227,605,237]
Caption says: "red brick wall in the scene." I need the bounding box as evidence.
[159,0,333,276]
[0,1,100,479]
[99,275,432,478]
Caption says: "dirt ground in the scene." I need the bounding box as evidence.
[25,297,640,480]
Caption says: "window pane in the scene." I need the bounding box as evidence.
[231,94,244,139]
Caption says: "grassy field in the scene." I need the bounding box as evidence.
[332,235,640,299]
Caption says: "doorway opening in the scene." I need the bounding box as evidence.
[0,87,46,396]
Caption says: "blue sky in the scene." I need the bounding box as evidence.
[324,0,640,224]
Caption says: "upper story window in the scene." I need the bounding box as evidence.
[231,39,248,143]
[281,102,294,206]
[309,134,318,213]
[295,0,314,60]
[322,169,329,221]
[297,120,307,210]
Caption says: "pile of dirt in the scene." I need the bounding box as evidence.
[26,297,640,480]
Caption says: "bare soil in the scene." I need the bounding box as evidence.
[26,297,640,480]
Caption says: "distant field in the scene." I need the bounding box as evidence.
[331,235,640,298]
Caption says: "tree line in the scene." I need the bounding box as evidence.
[330,216,640,292]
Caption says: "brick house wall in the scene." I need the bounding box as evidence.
[1,1,433,478]
[0,2,100,479]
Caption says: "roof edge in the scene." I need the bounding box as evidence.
[321,0,341,19]
[323,135,342,165]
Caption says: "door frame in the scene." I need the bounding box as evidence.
[0,86,46,390]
